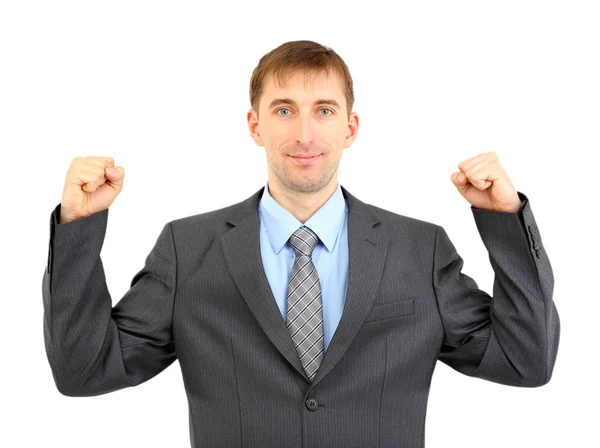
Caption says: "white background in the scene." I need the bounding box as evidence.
[1,1,598,447]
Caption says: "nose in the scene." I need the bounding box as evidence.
[294,113,314,146]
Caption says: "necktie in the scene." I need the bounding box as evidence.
[286,226,324,382]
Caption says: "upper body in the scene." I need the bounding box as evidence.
[46,40,559,447]
[43,179,557,447]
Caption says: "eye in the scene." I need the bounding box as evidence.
[275,108,291,116]
[274,107,334,117]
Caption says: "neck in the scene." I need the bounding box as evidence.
[267,177,338,224]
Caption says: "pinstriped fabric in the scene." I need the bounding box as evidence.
[41,185,560,447]
[286,226,324,382]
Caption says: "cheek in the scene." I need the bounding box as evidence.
[264,133,288,152]
[266,122,290,138]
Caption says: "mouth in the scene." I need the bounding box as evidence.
[289,153,321,158]
[289,154,321,164]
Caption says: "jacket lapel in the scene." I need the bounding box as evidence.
[220,184,390,386]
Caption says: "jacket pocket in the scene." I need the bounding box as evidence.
[364,298,415,323]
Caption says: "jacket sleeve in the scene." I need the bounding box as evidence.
[433,191,560,387]
[42,203,177,396]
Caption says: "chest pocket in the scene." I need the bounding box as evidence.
[364,298,415,323]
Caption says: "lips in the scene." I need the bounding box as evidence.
[289,154,321,164]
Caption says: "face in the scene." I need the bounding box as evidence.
[248,70,359,194]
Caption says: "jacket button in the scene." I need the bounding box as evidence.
[305,398,319,411]
[535,249,541,258]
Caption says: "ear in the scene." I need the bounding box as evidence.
[343,112,359,148]
[247,108,264,146]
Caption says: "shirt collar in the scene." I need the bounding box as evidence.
[258,180,347,254]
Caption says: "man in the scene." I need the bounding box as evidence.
[42,40,560,448]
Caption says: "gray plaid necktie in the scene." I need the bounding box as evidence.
[286,226,324,382]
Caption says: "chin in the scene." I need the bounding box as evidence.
[290,178,330,193]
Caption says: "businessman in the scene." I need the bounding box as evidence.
[42,40,560,448]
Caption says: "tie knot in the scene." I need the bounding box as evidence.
[290,226,319,257]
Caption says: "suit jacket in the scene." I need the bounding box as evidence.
[42,184,560,448]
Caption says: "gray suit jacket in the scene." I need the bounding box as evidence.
[42,185,560,448]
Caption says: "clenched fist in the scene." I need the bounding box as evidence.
[59,156,125,224]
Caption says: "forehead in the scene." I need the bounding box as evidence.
[262,70,345,107]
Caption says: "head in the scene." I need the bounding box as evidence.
[247,40,359,195]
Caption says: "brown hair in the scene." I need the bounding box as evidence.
[249,40,354,120]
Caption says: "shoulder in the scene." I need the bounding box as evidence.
[167,201,243,237]
[364,202,441,240]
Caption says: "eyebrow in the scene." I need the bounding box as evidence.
[267,98,341,110]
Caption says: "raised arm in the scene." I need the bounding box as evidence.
[42,156,177,396]
[434,191,560,387]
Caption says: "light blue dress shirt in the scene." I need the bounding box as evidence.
[258,180,349,353]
